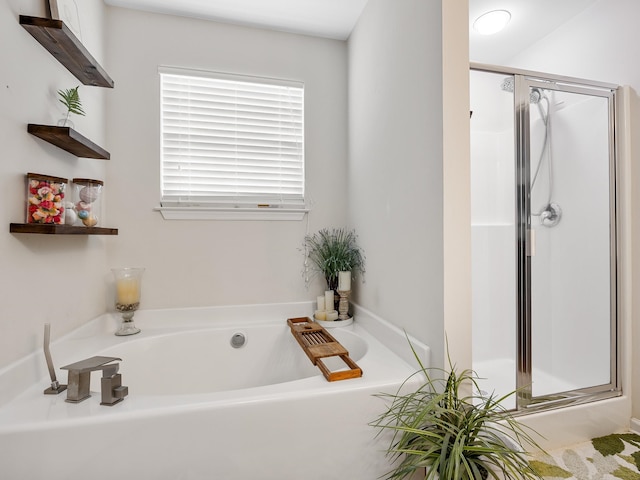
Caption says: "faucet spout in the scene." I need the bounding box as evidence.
[61,356,128,405]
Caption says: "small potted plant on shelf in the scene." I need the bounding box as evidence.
[371,345,544,480]
[57,85,85,128]
[304,227,365,292]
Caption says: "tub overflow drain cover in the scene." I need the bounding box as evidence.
[230,332,246,348]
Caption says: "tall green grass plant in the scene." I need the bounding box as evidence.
[371,345,543,480]
[304,228,365,290]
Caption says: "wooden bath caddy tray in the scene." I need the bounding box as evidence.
[287,317,362,382]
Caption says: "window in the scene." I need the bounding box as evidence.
[158,67,305,219]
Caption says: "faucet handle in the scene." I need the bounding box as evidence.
[113,385,129,399]
[101,374,128,406]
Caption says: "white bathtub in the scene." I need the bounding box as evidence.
[0,302,429,480]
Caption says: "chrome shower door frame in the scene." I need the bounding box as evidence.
[472,63,621,413]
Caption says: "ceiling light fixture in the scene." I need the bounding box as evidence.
[473,10,511,35]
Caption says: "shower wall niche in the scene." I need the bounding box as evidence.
[470,66,619,412]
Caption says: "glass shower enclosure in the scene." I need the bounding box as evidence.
[470,64,620,412]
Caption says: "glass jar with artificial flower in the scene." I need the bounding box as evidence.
[26,173,67,225]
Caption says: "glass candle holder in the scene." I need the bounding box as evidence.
[111,267,144,336]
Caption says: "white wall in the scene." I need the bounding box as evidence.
[442,0,472,374]
[348,0,445,366]
[0,0,109,368]
[104,8,348,310]
[507,0,640,88]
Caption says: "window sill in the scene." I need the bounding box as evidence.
[155,206,309,221]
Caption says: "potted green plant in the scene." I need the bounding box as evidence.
[304,227,365,291]
[57,86,85,128]
[371,346,543,480]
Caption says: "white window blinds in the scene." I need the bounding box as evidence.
[160,67,305,207]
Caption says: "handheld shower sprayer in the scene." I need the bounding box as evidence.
[43,323,67,395]
[499,76,561,227]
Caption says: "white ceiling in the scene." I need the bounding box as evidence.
[104,0,369,40]
[469,0,599,64]
[104,0,599,55]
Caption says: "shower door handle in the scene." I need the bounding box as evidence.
[526,229,536,257]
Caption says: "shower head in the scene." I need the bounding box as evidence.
[500,77,542,104]
[530,88,542,104]
[500,77,515,93]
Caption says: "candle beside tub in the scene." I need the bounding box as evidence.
[325,310,339,321]
[111,267,145,336]
[314,288,350,324]
[112,267,144,308]
[324,290,334,312]
[313,291,336,322]
[338,271,351,291]
[116,278,140,305]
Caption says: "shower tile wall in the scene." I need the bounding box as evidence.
[470,70,517,403]
[471,129,515,369]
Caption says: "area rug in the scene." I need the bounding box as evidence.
[531,433,640,479]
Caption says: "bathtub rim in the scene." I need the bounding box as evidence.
[0,301,431,433]
[0,301,431,409]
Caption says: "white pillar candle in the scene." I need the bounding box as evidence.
[325,310,339,321]
[315,310,327,321]
[325,290,334,312]
[316,295,325,311]
[338,271,351,291]
[116,278,140,305]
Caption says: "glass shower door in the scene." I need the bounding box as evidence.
[522,81,617,407]
[471,65,620,413]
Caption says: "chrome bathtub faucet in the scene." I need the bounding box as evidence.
[61,356,129,406]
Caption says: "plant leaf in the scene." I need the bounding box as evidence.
[57,86,86,116]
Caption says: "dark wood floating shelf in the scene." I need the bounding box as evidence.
[10,224,118,235]
[19,15,114,88]
[28,124,110,159]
